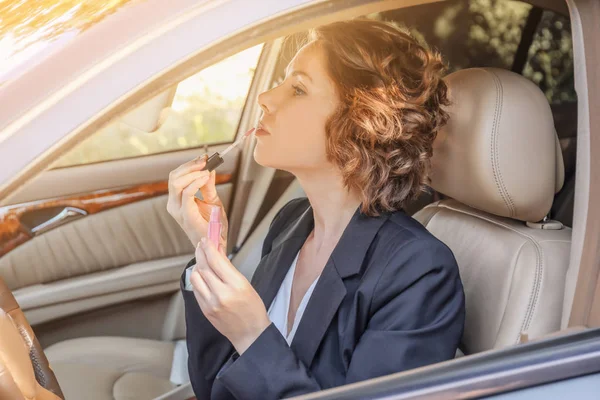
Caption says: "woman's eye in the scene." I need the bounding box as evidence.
[292,85,306,96]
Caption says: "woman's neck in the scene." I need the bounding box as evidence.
[294,167,361,250]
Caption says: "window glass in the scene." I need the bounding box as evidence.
[376,0,574,104]
[523,11,575,104]
[54,44,263,168]
[271,0,576,108]
[378,0,532,72]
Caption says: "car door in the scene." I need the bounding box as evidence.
[0,43,266,348]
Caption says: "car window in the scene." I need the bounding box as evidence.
[522,10,575,104]
[275,0,574,107]
[53,44,263,168]
[378,0,574,104]
[379,0,532,70]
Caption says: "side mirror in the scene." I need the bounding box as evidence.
[119,86,176,133]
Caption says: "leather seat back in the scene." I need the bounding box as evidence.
[414,68,572,354]
[0,277,64,399]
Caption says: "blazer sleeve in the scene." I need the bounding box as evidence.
[214,238,465,399]
[181,258,232,399]
[183,198,305,399]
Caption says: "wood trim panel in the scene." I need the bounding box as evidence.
[0,174,231,258]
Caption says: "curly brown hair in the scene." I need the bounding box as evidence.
[306,19,450,216]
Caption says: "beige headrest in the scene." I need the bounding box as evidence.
[430,68,564,222]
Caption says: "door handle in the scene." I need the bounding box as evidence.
[31,207,88,235]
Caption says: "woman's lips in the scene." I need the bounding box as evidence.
[255,125,270,136]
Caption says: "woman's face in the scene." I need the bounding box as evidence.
[254,42,340,173]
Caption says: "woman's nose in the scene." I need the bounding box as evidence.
[258,87,276,115]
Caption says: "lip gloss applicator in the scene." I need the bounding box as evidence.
[203,127,256,172]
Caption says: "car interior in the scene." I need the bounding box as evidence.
[0,0,584,399]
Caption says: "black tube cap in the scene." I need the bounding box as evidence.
[205,152,224,172]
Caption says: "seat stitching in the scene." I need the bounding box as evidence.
[492,241,528,347]
[486,69,516,217]
[488,69,508,214]
[435,203,543,344]
[517,242,543,342]
[492,69,516,215]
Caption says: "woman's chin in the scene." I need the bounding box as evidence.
[253,147,274,168]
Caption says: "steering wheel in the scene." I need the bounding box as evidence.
[0,277,65,399]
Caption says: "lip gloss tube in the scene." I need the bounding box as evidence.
[207,206,222,248]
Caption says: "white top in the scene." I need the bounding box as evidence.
[183,251,320,345]
[268,252,320,345]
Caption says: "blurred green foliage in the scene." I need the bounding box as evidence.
[523,10,575,103]
[378,0,574,104]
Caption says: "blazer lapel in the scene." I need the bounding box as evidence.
[290,260,346,368]
[254,237,304,309]
[253,204,314,310]
[290,208,390,368]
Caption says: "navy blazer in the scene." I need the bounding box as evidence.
[181,198,465,400]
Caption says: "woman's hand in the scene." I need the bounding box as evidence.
[190,237,271,355]
[167,155,228,249]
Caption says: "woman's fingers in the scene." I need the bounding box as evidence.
[198,170,221,205]
[167,156,209,220]
[171,170,211,193]
[194,242,224,291]
[198,264,224,293]
[169,170,211,205]
[194,241,209,267]
[190,269,211,300]
[218,244,227,257]
[181,175,212,216]
[169,155,208,181]
[200,238,239,282]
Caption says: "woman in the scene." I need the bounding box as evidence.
[167,19,465,400]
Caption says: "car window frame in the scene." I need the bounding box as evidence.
[289,328,600,400]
